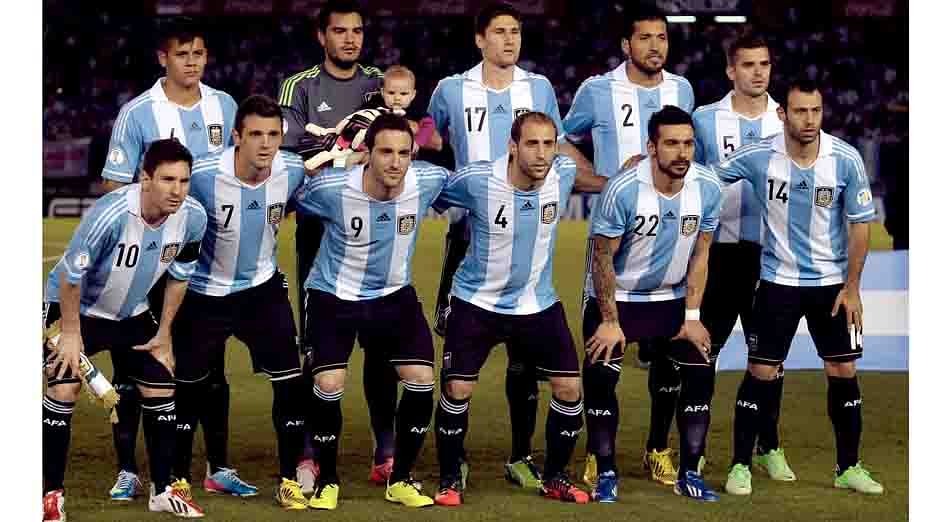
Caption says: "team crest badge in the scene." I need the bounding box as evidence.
[267,203,285,225]
[680,215,700,237]
[857,188,872,206]
[208,124,223,147]
[541,202,558,224]
[108,147,125,166]
[513,108,530,119]
[161,243,180,263]
[397,214,416,235]
[815,186,834,208]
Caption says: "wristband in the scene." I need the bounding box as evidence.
[685,309,701,321]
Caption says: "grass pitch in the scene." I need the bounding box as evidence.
[42,218,907,521]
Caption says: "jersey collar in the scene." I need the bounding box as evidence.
[149,77,212,107]
[218,146,287,184]
[125,184,143,216]
[348,163,418,201]
[717,90,780,118]
[464,62,530,88]
[610,62,673,89]
[635,157,702,199]
[770,129,833,159]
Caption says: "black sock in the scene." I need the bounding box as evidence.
[201,372,230,474]
[43,395,75,493]
[272,377,306,481]
[828,375,862,473]
[582,361,620,474]
[111,380,140,474]
[310,384,343,483]
[544,396,583,479]
[647,351,680,452]
[390,380,435,484]
[435,230,470,318]
[676,364,715,476]
[172,380,200,480]
[732,371,773,467]
[757,368,784,454]
[435,391,470,479]
[300,367,318,462]
[140,396,177,492]
[363,353,398,465]
[505,359,539,462]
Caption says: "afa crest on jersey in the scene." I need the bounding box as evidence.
[161,243,180,263]
[208,124,224,147]
[541,202,558,224]
[397,214,416,235]
[680,215,700,237]
[815,186,834,208]
[267,203,285,225]
[513,108,531,119]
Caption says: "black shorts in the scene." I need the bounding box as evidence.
[441,298,580,382]
[581,297,710,367]
[42,302,173,390]
[747,280,860,365]
[701,240,761,348]
[173,271,301,383]
[303,285,434,375]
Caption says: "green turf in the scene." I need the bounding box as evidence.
[42,218,907,521]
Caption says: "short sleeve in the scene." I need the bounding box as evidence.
[589,180,631,239]
[168,202,208,281]
[101,106,144,183]
[841,150,876,223]
[562,79,595,137]
[427,80,451,137]
[435,167,477,211]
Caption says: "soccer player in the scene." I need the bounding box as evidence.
[295,114,445,510]
[98,18,241,501]
[714,76,884,496]
[582,106,723,503]
[43,139,207,520]
[427,2,583,488]
[691,32,796,482]
[170,95,311,509]
[563,6,695,487]
[432,112,605,507]
[277,0,396,488]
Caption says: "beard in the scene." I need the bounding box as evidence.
[631,55,664,75]
[327,48,358,70]
[659,159,690,179]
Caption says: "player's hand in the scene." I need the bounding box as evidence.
[619,154,646,172]
[47,330,84,381]
[133,332,174,375]
[832,284,863,332]
[586,320,626,364]
[672,320,712,363]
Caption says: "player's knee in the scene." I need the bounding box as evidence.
[549,377,581,402]
[824,360,857,378]
[445,379,474,401]
[314,369,346,395]
[747,362,780,381]
[138,385,174,399]
[46,382,81,403]
[397,364,434,385]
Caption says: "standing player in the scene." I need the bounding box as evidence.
[432,112,605,507]
[582,106,723,503]
[98,18,242,501]
[428,2,583,488]
[692,32,796,482]
[715,76,884,496]
[43,139,207,520]
[296,115,445,510]
[563,6,695,487]
[171,95,311,509]
[277,0,398,487]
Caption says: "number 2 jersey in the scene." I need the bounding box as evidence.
[587,159,722,302]
[714,131,876,286]
[45,185,208,320]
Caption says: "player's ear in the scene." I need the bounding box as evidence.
[621,38,630,58]
[475,33,486,52]
[725,63,735,82]
[776,105,786,122]
[157,50,167,68]
[317,29,326,48]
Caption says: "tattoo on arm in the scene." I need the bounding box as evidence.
[591,235,620,322]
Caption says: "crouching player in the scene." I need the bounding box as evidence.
[42,139,208,520]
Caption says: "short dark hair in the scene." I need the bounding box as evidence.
[510,111,557,143]
[781,74,822,110]
[317,0,364,33]
[235,95,283,133]
[142,138,193,177]
[647,105,693,143]
[157,17,205,52]
[475,1,522,35]
[727,31,772,65]
[622,4,667,40]
[364,113,414,150]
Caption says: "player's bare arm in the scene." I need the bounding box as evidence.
[559,141,595,178]
[832,222,871,331]
[672,231,713,362]
[573,167,608,193]
[133,276,188,374]
[586,234,626,363]
[48,271,85,382]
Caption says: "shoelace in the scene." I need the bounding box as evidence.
[114,472,137,492]
[216,468,251,488]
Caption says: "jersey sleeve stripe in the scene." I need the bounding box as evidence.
[86,201,129,250]
[115,94,151,143]
[101,168,133,182]
[278,66,319,106]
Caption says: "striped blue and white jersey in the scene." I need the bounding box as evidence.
[45,185,208,320]
[693,91,782,244]
[296,161,449,300]
[563,64,694,178]
[187,147,307,296]
[714,131,876,287]
[102,79,238,183]
[428,63,565,170]
[587,159,722,302]
[434,154,577,315]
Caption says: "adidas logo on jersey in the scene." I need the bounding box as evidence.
[147,241,159,251]
[521,200,535,211]
[745,129,757,138]
[495,104,507,114]
[190,121,201,131]
[247,200,261,210]
[796,179,809,190]
[377,212,391,222]
[663,210,676,219]
[645,100,658,109]
[317,101,332,112]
